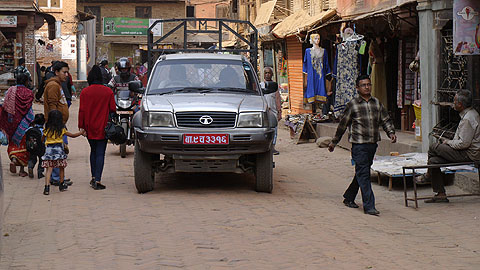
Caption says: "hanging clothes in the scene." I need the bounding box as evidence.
[334,42,359,117]
[369,40,388,106]
[303,47,331,103]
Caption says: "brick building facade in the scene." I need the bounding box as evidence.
[78,0,185,66]
[36,0,79,78]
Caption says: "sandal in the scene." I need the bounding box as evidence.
[19,171,28,177]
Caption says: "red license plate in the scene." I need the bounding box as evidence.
[183,134,229,145]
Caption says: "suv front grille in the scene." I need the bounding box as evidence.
[164,145,251,152]
[176,112,236,128]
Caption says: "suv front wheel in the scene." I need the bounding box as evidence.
[134,142,155,193]
[254,149,273,193]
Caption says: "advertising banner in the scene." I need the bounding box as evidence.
[453,0,480,55]
[103,17,163,36]
[61,35,77,60]
[0,15,17,28]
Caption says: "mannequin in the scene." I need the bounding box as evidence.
[334,27,360,118]
[369,37,388,106]
[303,33,331,103]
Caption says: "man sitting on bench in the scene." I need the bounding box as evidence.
[420,90,480,203]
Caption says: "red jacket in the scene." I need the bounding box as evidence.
[78,84,116,140]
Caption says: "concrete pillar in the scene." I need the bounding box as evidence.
[418,3,439,152]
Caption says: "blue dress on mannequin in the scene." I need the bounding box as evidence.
[303,47,331,103]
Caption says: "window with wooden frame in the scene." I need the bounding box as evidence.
[38,0,61,8]
[322,0,330,11]
[303,0,312,15]
[135,6,152,18]
[186,6,195,17]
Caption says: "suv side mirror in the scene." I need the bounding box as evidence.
[129,81,145,94]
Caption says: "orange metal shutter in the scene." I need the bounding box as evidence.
[286,37,309,114]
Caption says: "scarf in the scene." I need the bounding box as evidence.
[0,85,34,139]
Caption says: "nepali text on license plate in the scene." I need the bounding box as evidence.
[183,134,229,145]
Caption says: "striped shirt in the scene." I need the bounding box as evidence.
[332,96,395,144]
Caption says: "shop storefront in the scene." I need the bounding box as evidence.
[270,9,336,114]
[0,8,55,91]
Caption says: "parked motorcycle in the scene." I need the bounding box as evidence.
[114,81,144,158]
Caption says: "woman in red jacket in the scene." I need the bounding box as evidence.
[78,65,116,190]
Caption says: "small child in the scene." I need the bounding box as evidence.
[26,113,46,179]
[42,110,84,195]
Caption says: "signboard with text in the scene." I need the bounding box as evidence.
[0,15,17,28]
[453,0,480,55]
[103,17,163,36]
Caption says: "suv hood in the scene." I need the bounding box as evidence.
[144,93,266,113]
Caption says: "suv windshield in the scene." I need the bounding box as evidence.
[147,59,260,95]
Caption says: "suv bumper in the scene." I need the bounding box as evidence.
[135,127,274,156]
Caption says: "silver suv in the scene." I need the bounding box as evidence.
[133,53,277,193]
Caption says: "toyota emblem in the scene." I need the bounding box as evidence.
[199,115,213,125]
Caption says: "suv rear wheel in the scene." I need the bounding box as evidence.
[255,149,273,193]
[134,142,155,193]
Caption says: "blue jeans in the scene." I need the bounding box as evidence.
[51,135,68,182]
[343,143,378,211]
[28,154,44,175]
[88,139,108,182]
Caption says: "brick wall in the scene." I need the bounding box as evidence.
[78,2,186,45]
[36,0,78,78]
[24,16,36,85]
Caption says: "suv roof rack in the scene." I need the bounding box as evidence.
[147,18,258,75]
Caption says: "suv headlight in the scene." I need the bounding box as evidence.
[142,111,174,127]
[237,112,263,128]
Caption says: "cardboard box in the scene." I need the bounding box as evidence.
[415,119,422,141]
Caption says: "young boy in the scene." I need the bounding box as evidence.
[27,113,46,179]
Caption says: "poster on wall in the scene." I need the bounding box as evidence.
[0,15,17,27]
[453,0,480,55]
[103,18,163,36]
[62,36,77,60]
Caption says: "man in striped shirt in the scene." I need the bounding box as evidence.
[328,74,397,216]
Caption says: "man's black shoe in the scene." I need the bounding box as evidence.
[92,181,106,190]
[343,199,359,208]
[364,208,380,216]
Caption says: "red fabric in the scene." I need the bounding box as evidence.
[8,136,29,166]
[0,85,34,139]
[78,84,116,140]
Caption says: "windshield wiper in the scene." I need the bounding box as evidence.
[150,87,212,95]
[214,87,254,93]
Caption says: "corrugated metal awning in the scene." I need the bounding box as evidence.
[254,0,277,27]
[272,9,336,38]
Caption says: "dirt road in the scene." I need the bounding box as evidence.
[1,101,479,269]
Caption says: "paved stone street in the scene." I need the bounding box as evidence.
[1,101,479,269]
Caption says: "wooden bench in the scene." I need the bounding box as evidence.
[402,162,480,208]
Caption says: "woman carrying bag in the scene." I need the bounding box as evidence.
[78,65,116,190]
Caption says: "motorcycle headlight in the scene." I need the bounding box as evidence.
[118,99,132,109]
[142,111,174,127]
[237,112,263,128]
